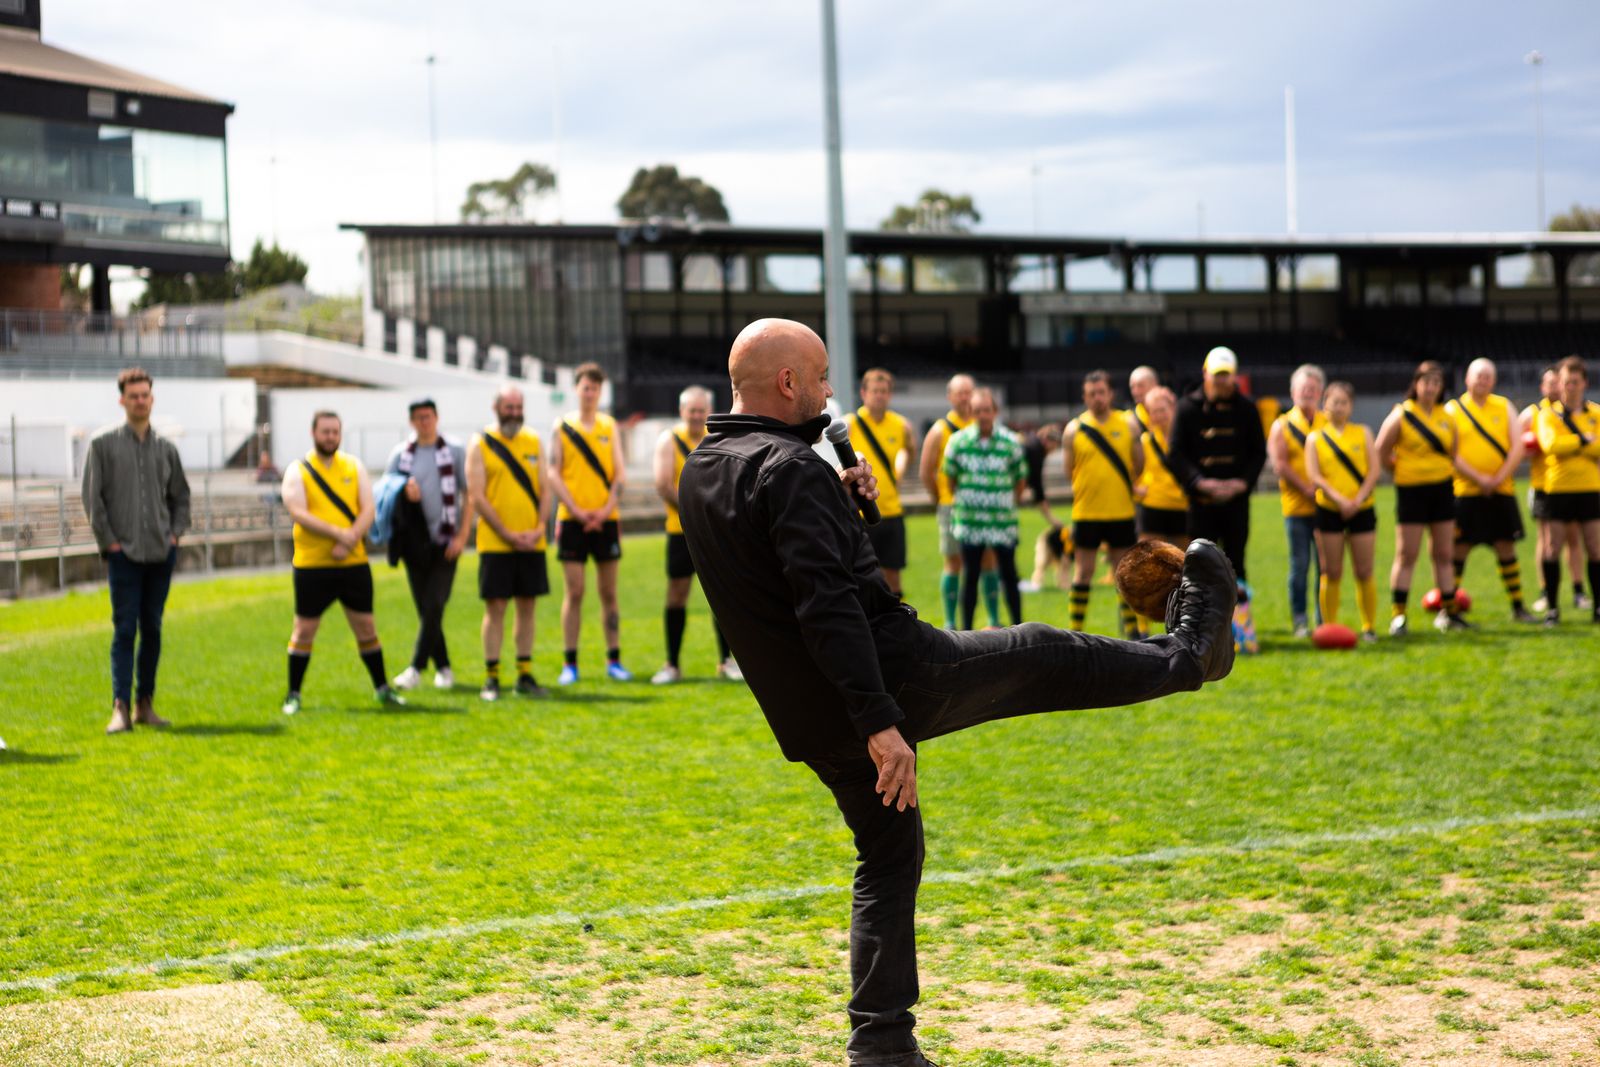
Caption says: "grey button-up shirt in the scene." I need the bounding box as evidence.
[81,423,192,563]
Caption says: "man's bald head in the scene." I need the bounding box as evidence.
[946,374,975,417]
[493,384,526,434]
[1465,358,1496,398]
[1129,366,1158,404]
[728,318,833,423]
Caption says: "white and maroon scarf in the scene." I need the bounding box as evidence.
[397,435,458,544]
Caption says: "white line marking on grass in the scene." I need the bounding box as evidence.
[5,803,1597,994]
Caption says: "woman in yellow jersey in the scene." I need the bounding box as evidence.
[1519,366,1592,614]
[1375,360,1463,635]
[1305,382,1381,641]
[1134,387,1188,548]
[1534,356,1600,624]
[1266,364,1326,635]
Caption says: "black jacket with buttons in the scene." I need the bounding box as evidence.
[678,412,922,761]
[1167,387,1268,498]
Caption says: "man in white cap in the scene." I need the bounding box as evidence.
[1167,346,1267,643]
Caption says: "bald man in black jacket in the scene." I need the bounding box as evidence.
[678,318,1239,1067]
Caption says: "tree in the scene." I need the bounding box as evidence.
[460,162,558,223]
[131,240,307,309]
[879,190,981,234]
[616,164,729,222]
[1551,204,1600,286]
[238,239,308,291]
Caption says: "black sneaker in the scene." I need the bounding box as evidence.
[1512,608,1539,624]
[1165,539,1238,683]
[1544,608,1561,627]
[515,674,549,698]
[480,677,501,703]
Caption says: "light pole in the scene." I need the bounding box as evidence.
[426,54,440,223]
[819,0,854,392]
[1525,49,1544,230]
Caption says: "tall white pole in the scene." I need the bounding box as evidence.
[426,55,440,223]
[1284,85,1298,235]
[551,44,565,222]
[1525,50,1545,230]
[820,0,855,393]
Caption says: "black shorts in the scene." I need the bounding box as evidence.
[1529,488,1549,521]
[666,533,696,579]
[1454,495,1525,545]
[866,515,908,571]
[293,564,373,618]
[1137,505,1188,538]
[1545,491,1600,524]
[479,551,550,600]
[1395,479,1455,525]
[556,519,622,564]
[1073,517,1137,550]
[1315,506,1378,535]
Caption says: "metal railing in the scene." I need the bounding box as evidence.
[0,309,224,362]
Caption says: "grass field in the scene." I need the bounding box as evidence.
[2,488,1599,1066]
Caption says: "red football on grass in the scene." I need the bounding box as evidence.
[1312,622,1358,649]
[1523,430,1541,456]
[1422,588,1472,612]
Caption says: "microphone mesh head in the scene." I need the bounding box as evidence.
[823,416,851,443]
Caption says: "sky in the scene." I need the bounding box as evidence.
[46,0,1600,295]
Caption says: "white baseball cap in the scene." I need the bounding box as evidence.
[1203,346,1238,376]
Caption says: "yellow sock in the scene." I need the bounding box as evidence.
[1358,577,1378,633]
[1069,583,1090,631]
[1319,575,1342,627]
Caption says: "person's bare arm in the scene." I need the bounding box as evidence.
[1128,428,1145,484]
[1061,421,1077,484]
[1374,407,1403,470]
[1357,428,1381,506]
[467,439,511,544]
[352,465,375,540]
[594,430,626,528]
[918,424,943,498]
[653,430,678,509]
[897,420,917,483]
[546,423,586,520]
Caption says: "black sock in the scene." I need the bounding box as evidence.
[1543,561,1562,606]
[360,644,387,689]
[1589,564,1600,612]
[287,649,311,694]
[564,648,578,667]
[1452,557,1465,582]
[1578,581,1589,603]
[713,619,730,661]
[607,646,621,664]
[665,607,687,668]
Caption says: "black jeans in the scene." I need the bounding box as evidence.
[958,540,1022,630]
[404,550,458,671]
[805,621,1204,1064]
[107,547,177,704]
[1187,496,1251,585]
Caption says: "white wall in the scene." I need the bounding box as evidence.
[0,420,74,479]
[0,378,258,475]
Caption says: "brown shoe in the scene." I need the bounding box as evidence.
[133,696,171,728]
[106,699,133,735]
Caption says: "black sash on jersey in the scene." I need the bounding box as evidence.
[1557,403,1593,445]
[1401,407,1449,455]
[1455,399,1508,459]
[851,414,898,488]
[480,434,541,511]
[300,459,357,525]
[1133,408,1150,437]
[1319,430,1367,488]
[672,433,692,460]
[1146,431,1179,481]
[1077,421,1134,492]
[560,421,613,490]
[1282,413,1309,448]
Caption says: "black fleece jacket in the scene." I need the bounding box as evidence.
[678,412,922,761]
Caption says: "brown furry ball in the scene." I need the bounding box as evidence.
[1114,540,1185,620]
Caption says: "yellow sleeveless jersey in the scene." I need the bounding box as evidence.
[1132,402,1151,437]
[930,409,971,505]
[475,426,545,553]
[849,407,910,519]
[1523,399,1551,491]
[1276,407,1327,517]
[1069,409,1136,521]
[1138,425,1187,511]
[1392,399,1454,486]
[664,422,705,534]
[1446,393,1515,497]
[293,450,367,568]
[1537,400,1600,494]
[1310,422,1374,512]
[556,412,620,520]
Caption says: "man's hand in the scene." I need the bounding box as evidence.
[109,542,121,553]
[867,725,917,811]
[169,535,179,547]
[840,452,880,504]
[404,478,422,503]
[331,542,350,561]
[444,537,465,561]
[1193,477,1224,501]
[512,530,540,552]
[336,527,359,549]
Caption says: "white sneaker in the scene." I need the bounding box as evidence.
[1388,614,1408,637]
[651,664,682,685]
[1017,579,1041,594]
[433,668,455,690]
[1531,595,1549,613]
[392,666,422,690]
[1577,592,1594,612]
[717,658,744,682]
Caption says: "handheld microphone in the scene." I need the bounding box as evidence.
[823,417,881,526]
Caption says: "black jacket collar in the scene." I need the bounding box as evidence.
[706,412,830,444]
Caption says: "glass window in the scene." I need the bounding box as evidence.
[1495,253,1554,289]
[1065,256,1123,291]
[681,253,723,292]
[1008,255,1053,292]
[909,255,984,293]
[724,255,750,292]
[848,254,905,292]
[1207,255,1268,291]
[1570,254,1600,289]
[1278,254,1339,291]
[758,254,822,293]
[1149,255,1197,292]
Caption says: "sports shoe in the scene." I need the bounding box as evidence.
[480,677,500,702]
[651,664,682,685]
[605,661,633,682]
[132,696,170,728]
[557,664,579,686]
[515,674,549,697]
[1360,629,1378,644]
[1512,608,1539,624]
[374,685,406,707]
[106,699,133,735]
[281,693,301,716]
[1531,595,1550,613]
[1543,607,1560,627]
[1578,592,1595,611]
[717,658,744,682]
[392,666,421,690]
[1388,614,1408,637]
[1017,579,1041,594]
[433,668,455,690]
[1292,622,1310,639]
[1164,539,1237,683]
[1434,610,1475,633]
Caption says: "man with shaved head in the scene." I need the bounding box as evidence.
[1129,365,1160,436]
[679,318,1239,1067]
[1445,358,1533,621]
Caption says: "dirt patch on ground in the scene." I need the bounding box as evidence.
[0,981,361,1066]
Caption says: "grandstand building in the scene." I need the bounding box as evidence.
[343,219,1600,414]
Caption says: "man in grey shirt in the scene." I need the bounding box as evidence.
[385,399,471,690]
[81,367,191,734]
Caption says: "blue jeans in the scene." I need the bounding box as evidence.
[108,547,177,704]
[1284,514,1318,624]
